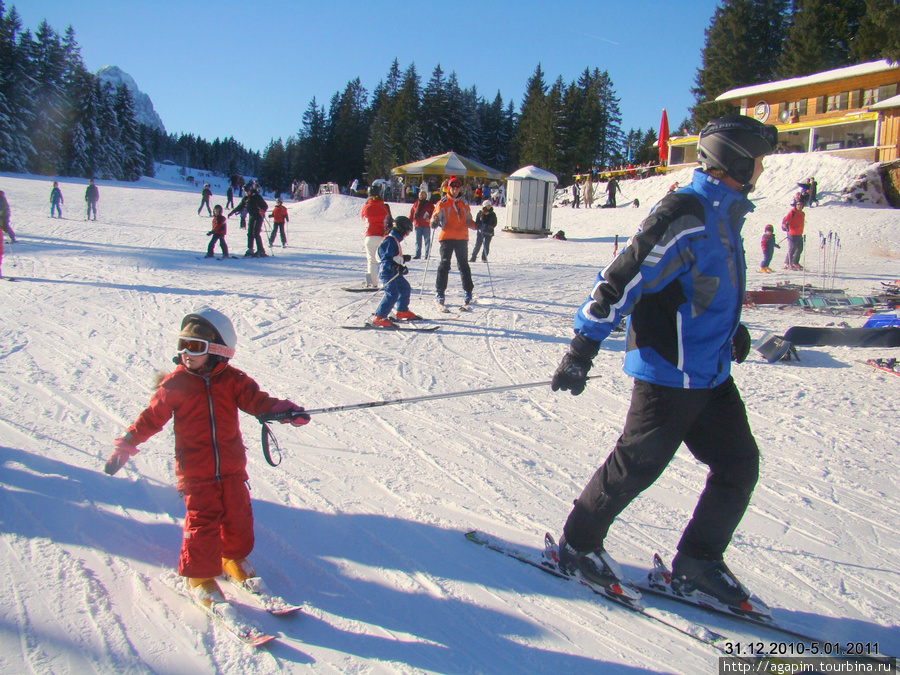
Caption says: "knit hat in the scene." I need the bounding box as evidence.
[482,200,492,208]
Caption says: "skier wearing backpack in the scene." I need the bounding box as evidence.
[103,307,310,609]
[551,114,777,613]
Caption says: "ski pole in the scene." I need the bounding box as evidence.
[343,271,400,322]
[254,375,601,468]
[262,215,274,257]
[260,376,602,419]
[831,234,841,290]
[419,226,438,295]
[484,255,495,298]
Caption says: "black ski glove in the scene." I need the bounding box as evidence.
[732,324,751,363]
[403,254,412,262]
[206,231,213,236]
[397,265,409,276]
[551,333,600,395]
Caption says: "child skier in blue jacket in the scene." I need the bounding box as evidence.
[371,216,421,327]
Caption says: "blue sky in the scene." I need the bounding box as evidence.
[17,0,721,153]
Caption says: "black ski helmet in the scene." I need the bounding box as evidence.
[697,114,777,188]
[392,215,413,237]
[368,185,380,197]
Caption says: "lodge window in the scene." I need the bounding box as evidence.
[879,83,898,99]
[779,99,807,120]
[825,93,849,112]
[862,88,879,106]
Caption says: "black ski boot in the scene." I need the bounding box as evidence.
[556,535,643,607]
[558,536,621,587]
[670,552,750,607]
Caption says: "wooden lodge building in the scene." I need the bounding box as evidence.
[668,59,900,169]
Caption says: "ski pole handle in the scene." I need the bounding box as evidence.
[256,409,310,424]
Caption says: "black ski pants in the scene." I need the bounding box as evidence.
[207,234,228,257]
[246,214,265,255]
[269,222,286,246]
[435,239,474,297]
[563,376,759,561]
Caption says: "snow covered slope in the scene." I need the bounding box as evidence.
[0,154,897,673]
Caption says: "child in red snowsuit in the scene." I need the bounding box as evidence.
[205,205,228,258]
[759,224,779,273]
[104,307,310,607]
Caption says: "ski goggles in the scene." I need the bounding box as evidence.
[448,181,462,188]
[176,337,234,358]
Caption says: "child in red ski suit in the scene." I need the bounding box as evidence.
[104,307,309,607]
[759,224,779,273]
[205,205,228,258]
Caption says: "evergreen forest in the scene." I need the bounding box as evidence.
[3,0,899,191]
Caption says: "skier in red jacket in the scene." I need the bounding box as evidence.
[205,205,229,258]
[104,307,310,608]
[781,200,805,269]
[360,186,392,287]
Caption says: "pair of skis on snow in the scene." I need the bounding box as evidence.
[164,571,301,648]
[465,530,893,666]
[341,298,473,332]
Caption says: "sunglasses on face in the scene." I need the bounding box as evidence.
[449,183,461,188]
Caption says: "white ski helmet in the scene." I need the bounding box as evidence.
[179,307,237,359]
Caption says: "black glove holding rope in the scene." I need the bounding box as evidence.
[551,333,600,396]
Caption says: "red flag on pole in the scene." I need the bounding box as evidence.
[658,109,670,166]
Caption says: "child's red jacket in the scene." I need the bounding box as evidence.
[123,363,282,490]
[271,205,289,224]
[211,214,226,236]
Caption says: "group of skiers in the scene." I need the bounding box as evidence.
[361,175,499,327]
[44,179,100,220]
[197,183,290,259]
[97,113,785,621]
[571,176,623,208]
[758,177,817,273]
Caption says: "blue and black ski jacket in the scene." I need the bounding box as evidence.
[572,169,752,389]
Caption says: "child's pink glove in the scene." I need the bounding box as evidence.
[268,400,311,426]
[104,438,139,475]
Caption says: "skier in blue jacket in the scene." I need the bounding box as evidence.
[550,114,777,613]
[371,216,422,327]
